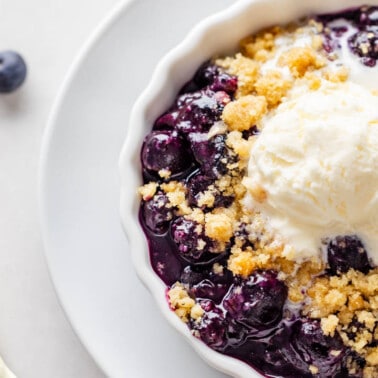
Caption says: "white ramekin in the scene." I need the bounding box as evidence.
[119,1,377,376]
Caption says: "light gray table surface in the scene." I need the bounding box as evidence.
[0,0,119,377]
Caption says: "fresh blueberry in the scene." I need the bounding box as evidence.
[327,235,371,275]
[223,270,287,329]
[141,191,173,234]
[141,130,192,176]
[0,51,27,93]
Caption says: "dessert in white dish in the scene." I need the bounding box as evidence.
[120,2,378,377]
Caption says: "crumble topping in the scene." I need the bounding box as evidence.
[138,182,158,201]
[254,70,292,107]
[168,283,198,322]
[240,26,282,62]
[222,94,267,131]
[277,46,325,77]
[217,53,259,96]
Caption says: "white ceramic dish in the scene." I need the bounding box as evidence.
[40,0,234,377]
[120,0,378,377]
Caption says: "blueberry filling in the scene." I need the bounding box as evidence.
[137,7,378,378]
[318,6,378,67]
[327,235,372,275]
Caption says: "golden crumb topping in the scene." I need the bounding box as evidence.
[216,53,259,96]
[240,26,283,62]
[222,95,267,131]
[138,182,158,201]
[254,70,292,107]
[204,212,234,243]
[278,46,325,77]
[168,283,198,322]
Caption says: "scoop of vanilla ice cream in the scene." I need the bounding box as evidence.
[244,81,378,263]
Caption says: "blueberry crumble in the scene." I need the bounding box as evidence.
[138,6,378,378]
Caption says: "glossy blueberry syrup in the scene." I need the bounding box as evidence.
[138,7,378,377]
[318,6,378,67]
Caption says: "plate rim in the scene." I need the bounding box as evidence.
[38,0,136,376]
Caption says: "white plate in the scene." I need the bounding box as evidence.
[39,0,235,377]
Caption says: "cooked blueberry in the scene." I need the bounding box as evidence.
[193,62,220,88]
[293,319,344,357]
[141,130,192,175]
[188,132,211,164]
[322,34,339,54]
[234,223,254,249]
[187,173,214,207]
[242,125,259,140]
[225,318,248,347]
[223,270,287,329]
[180,265,207,286]
[153,111,179,130]
[198,298,215,312]
[215,195,234,209]
[189,133,237,178]
[171,217,227,265]
[171,217,208,261]
[348,26,378,66]
[191,301,227,350]
[210,72,238,94]
[187,260,233,298]
[331,26,348,37]
[317,8,359,24]
[186,172,233,209]
[141,192,173,234]
[0,51,27,93]
[360,7,378,25]
[179,80,200,94]
[287,319,348,377]
[190,279,229,303]
[327,235,371,274]
[345,317,365,341]
[175,89,229,134]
